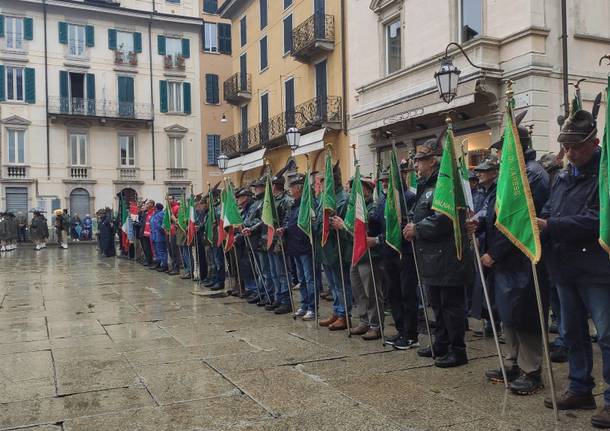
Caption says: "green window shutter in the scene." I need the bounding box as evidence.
[157,35,166,55]
[24,18,33,40]
[159,80,168,113]
[0,65,5,101]
[0,16,4,38]
[58,21,67,44]
[133,32,142,53]
[108,29,116,50]
[181,38,190,58]
[86,74,95,114]
[205,74,218,104]
[59,70,68,112]
[212,75,219,104]
[218,23,231,54]
[25,68,35,103]
[85,25,94,47]
[183,82,191,115]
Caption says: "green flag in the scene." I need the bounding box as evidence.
[431,128,467,260]
[177,195,188,232]
[406,170,417,194]
[298,168,314,242]
[600,76,610,256]
[495,100,541,263]
[384,148,402,256]
[262,176,276,250]
[205,190,215,245]
[321,151,336,246]
[222,181,243,227]
[162,196,171,232]
[344,174,357,233]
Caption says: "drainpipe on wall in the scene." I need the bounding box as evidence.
[561,0,569,120]
[340,0,348,135]
[148,13,156,181]
[43,0,50,179]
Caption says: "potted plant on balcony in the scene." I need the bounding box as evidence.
[176,54,185,69]
[164,55,173,68]
[114,47,124,65]
[128,51,137,66]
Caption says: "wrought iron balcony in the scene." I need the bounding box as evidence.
[69,167,89,179]
[48,97,153,123]
[114,50,138,66]
[291,13,335,63]
[224,73,252,105]
[4,165,28,179]
[221,95,342,158]
[164,54,185,70]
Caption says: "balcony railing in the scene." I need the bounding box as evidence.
[221,95,342,157]
[119,167,138,181]
[5,165,28,179]
[164,54,185,70]
[48,97,153,121]
[114,50,138,66]
[291,13,335,63]
[69,167,89,179]
[168,168,187,179]
[223,73,252,105]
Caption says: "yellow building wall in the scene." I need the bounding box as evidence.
[224,0,349,187]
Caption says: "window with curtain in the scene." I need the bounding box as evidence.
[167,81,182,112]
[461,0,482,42]
[69,133,87,166]
[6,66,24,101]
[119,135,135,167]
[6,17,24,50]
[7,129,25,164]
[68,24,85,56]
[165,37,182,65]
[116,31,133,54]
[169,137,184,168]
[204,22,218,53]
[385,19,401,75]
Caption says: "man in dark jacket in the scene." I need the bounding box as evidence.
[538,108,610,428]
[479,127,549,394]
[235,188,259,301]
[403,139,472,368]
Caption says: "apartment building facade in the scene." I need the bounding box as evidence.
[0,0,202,216]
[347,0,609,174]
[218,0,348,185]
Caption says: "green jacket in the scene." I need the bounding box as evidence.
[271,191,293,254]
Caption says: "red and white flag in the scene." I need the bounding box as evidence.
[351,165,368,267]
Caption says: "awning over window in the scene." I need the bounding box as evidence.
[294,128,326,156]
[224,156,243,174]
[241,148,266,171]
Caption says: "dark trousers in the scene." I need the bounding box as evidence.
[196,237,208,281]
[384,252,419,340]
[168,235,180,271]
[141,236,153,265]
[428,284,467,352]
[18,226,26,242]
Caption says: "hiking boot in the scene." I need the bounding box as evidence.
[209,283,224,291]
[349,324,370,336]
[417,346,447,359]
[393,336,419,350]
[509,371,544,395]
[362,328,381,341]
[319,314,338,327]
[384,333,401,346]
[265,302,280,311]
[329,317,349,331]
[203,279,216,287]
[434,349,468,368]
[591,406,610,428]
[274,304,292,315]
[247,295,260,304]
[545,391,597,410]
[485,365,520,383]
[550,344,569,363]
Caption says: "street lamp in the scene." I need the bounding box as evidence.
[217,153,229,172]
[220,113,228,123]
[435,42,486,104]
[286,127,301,153]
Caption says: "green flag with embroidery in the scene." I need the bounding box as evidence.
[162,196,171,232]
[297,168,314,242]
[599,76,610,256]
[384,148,402,256]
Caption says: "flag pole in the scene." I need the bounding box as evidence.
[392,142,435,357]
[532,261,558,421]
[246,235,272,304]
[232,246,243,297]
[192,184,200,282]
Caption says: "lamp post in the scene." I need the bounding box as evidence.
[434,42,487,104]
[217,153,228,172]
[285,127,301,154]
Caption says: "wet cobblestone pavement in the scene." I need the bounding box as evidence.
[0,246,605,430]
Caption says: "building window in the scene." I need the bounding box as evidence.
[167,81,183,113]
[259,36,268,71]
[204,22,218,53]
[284,0,292,9]
[460,0,482,42]
[205,74,219,104]
[385,19,401,75]
[69,133,87,166]
[240,16,247,47]
[165,37,182,65]
[116,30,134,55]
[119,135,135,167]
[7,129,25,164]
[5,66,25,102]
[68,24,86,57]
[260,0,268,29]
[283,15,293,54]
[203,0,218,13]
[6,17,24,50]
[207,134,220,165]
[169,136,184,168]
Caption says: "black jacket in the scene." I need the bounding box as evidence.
[411,170,472,287]
[283,196,312,256]
[541,148,610,287]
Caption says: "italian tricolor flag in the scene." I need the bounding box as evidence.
[350,165,368,267]
[220,181,243,252]
[261,176,276,250]
[186,195,196,246]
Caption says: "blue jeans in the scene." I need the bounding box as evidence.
[325,263,352,317]
[153,240,167,267]
[256,251,273,302]
[294,254,321,312]
[557,283,610,405]
[212,246,225,284]
[180,246,192,274]
[269,253,290,305]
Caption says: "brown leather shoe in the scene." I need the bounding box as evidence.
[319,314,338,327]
[362,328,381,340]
[544,391,596,411]
[329,317,349,331]
[349,324,369,336]
[591,406,610,428]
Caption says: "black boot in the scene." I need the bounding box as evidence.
[434,348,468,368]
[265,302,280,311]
[509,370,544,395]
[209,282,225,291]
[274,304,292,315]
[203,279,216,287]
[417,345,448,359]
[485,365,520,383]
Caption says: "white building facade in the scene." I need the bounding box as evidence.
[0,0,203,216]
[347,0,609,174]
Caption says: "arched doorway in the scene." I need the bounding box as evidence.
[70,188,90,217]
[119,187,137,205]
